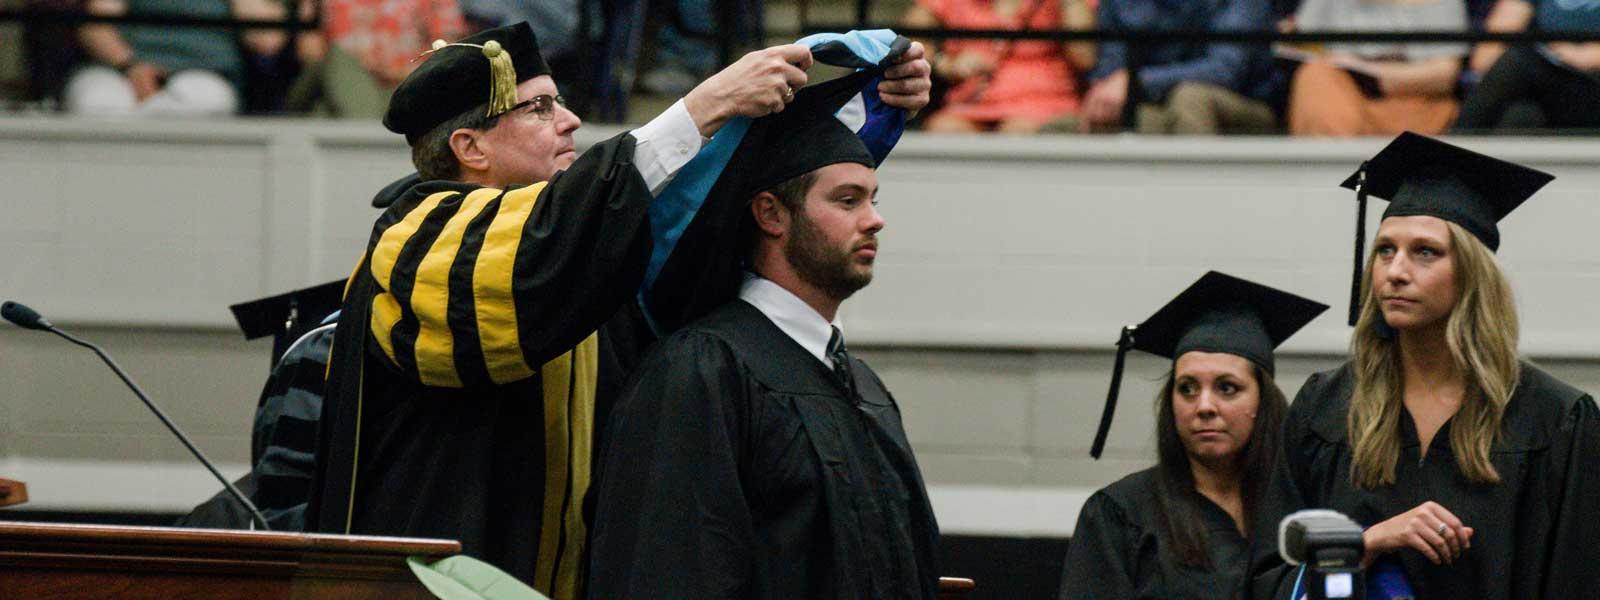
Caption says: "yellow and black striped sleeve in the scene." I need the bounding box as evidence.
[360,133,653,388]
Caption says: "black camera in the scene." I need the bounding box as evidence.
[1278,509,1366,600]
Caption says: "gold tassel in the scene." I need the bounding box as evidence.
[479,40,518,118]
[414,38,519,118]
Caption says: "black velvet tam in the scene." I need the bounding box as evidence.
[1341,132,1554,252]
[383,22,551,142]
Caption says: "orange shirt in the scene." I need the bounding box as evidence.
[324,0,469,88]
[921,0,1091,121]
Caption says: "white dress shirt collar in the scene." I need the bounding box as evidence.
[737,273,840,367]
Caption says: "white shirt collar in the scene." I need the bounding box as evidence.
[737,272,840,367]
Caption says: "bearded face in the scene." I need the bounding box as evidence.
[780,163,882,302]
[785,207,876,300]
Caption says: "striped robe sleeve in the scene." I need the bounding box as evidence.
[359,133,653,388]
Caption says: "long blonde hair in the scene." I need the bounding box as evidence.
[1348,221,1521,489]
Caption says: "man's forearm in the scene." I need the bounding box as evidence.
[629,99,706,196]
[79,0,133,67]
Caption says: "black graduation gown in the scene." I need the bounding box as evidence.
[1059,468,1250,600]
[1248,363,1600,600]
[586,300,943,600]
[307,132,653,598]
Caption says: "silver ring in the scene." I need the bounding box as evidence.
[782,87,796,102]
[1436,523,1449,536]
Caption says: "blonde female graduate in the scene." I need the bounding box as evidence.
[1249,133,1600,600]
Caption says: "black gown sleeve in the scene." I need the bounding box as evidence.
[1538,394,1600,597]
[1248,373,1323,600]
[586,331,756,599]
[1059,491,1140,600]
[361,132,653,387]
[249,326,334,530]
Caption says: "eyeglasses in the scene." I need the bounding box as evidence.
[506,94,568,121]
[474,94,568,129]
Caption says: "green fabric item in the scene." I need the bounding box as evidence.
[286,44,389,118]
[406,555,552,600]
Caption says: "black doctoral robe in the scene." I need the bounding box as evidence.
[1248,363,1600,600]
[1060,468,1250,600]
[586,300,943,600]
[307,132,654,598]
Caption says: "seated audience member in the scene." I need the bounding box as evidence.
[1063,272,1325,599]
[232,0,327,114]
[1250,133,1600,599]
[638,0,764,98]
[1063,0,1280,134]
[323,0,470,90]
[1286,0,1469,136]
[65,0,244,116]
[458,0,580,88]
[587,86,942,599]
[1453,0,1600,133]
[904,0,1095,133]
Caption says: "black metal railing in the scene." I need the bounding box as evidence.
[6,6,1600,127]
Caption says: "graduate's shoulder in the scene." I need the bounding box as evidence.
[663,301,844,396]
[1288,362,1356,445]
[635,302,769,372]
[1087,467,1161,522]
[1514,362,1590,415]
[1499,362,1596,451]
[659,301,764,349]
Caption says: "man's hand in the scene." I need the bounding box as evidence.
[1080,69,1129,132]
[1361,501,1474,566]
[125,62,167,102]
[879,41,933,116]
[684,44,813,138]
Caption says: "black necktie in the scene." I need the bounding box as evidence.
[827,326,856,396]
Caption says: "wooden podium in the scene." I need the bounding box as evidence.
[0,520,975,599]
[939,576,977,599]
[0,521,457,599]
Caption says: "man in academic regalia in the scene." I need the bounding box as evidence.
[304,21,933,598]
[586,103,942,599]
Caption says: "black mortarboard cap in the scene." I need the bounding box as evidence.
[383,22,552,143]
[230,279,344,368]
[1089,271,1327,459]
[644,67,892,335]
[1338,132,1553,324]
[744,114,876,198]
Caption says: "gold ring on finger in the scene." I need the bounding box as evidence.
[783,87,796,102]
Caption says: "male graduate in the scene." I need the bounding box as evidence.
[305,22,932,598]
[586,100,942,599]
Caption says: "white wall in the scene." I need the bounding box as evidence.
[2,116,1598,535]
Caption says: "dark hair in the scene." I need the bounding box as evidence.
[410,101,502,181]
[740,170,820,260]
[1152,363,1287,567]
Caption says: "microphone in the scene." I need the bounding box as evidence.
[2,301,271,531]
[1,301,50,330]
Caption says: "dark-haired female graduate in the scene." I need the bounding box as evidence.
[1062,272,1328,599]
[1249,133,1600,600]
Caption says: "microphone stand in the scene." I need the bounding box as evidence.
[38,324,272,531]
